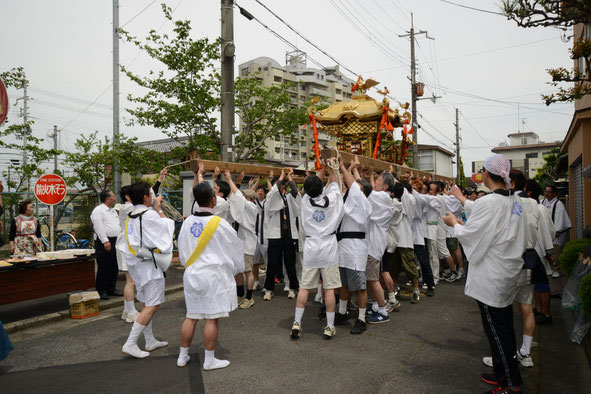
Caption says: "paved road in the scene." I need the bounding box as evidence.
[0,277,589,393]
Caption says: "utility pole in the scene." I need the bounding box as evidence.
[455,108,461,184]
[51,125,59,172]
[399,14,432,168]
[220,0,235,162]
[112,0,121,199]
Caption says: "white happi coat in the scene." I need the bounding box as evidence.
[542,197,571,246]
[338,182,372,271]
[229,191,257,256]
[213,197,233,224]
[116,205,175,292]
[397,188,416,249]
[536,204,556,274]
[411,191,429,246]
[264,182,301,241]
[367,190,395,260]
[116,202,134,270]
[454,192,528,308]
[445,195,463,238]
[178,212,245,315]
[301,181,344,268]
[420,194,439,241]
[386,198,403,253]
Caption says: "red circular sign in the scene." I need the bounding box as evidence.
[471,173,483,184]
[35,174,67,205]
[0,77,8,126]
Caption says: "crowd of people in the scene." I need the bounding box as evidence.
[90,152,569,394]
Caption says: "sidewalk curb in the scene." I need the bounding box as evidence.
[4,284,184,335]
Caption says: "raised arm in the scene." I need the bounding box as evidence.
[317,160,327,183]
[286,168,300,197]
[224,170,239,194]
[249,176,260,191]
[326,159,338,185]
[192,161,205,188]
[235,171,245,189]
[339,157,355,188]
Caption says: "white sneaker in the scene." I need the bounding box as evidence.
[284,285,290,293]
[263,291,273,301]
[145,339,168,352]
[421,283,428,290]
[253,282,260,291]
[121,311,128,321]
[122,343,150,359]
[203,358,230,371]
[291,321,302,339]
[177,354,190,367]
[125,311,140,323]
[517,350,534,367]
[551,270,561,278]
[287,290,296,299]
[482,356,493,368]
[323,325,336,340]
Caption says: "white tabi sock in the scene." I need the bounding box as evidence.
[358,308,367,322]
[177,346,190,367]
[520,335,533,355]
[388,292,397,303]
[122,322,149,359]
[124,300,137,314]
[338,300,348,314]
[203,349,230,371]
[378,305,388,316]
[326,311,335,328]
[143,320,168,351]
[372,301,379,312]
[294,307,305,324]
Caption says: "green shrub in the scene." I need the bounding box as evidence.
[560,239,591,276]
[579,274,591,317]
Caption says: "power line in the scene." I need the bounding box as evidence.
[439,0,504,16]
[120,0,158,29]
[459,111,494,147]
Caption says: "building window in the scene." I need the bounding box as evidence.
[301,152,307,159]
[274,76,282,82]
[418,151,434,172]
[300,85,306,91]
[521,136,528,145]
[301,141,306,147]
[525,152,538,158]
[241,67,249,76]
[275,148,280,153]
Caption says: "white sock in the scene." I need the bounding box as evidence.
[388,292,397,303]
[520,335,533,355]
[378,305,388,316]
[414,288,420,295]
[358,308,366,322]
[124,300,136,314]
[143,320,156,342]
[294,307,305,324]
[338,300,348,314]
[372,301,379,312]
[326,311,335,328]
[124,321,146,347]
[204,349,215,364]
[179,346,189,359]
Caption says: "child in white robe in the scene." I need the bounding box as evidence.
[177,181,245,370]
[117,182,174,359]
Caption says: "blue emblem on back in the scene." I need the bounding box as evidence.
[128,225,133,235]
[312,210,325,223]
[512,201,523,216]
[190,222,204,237]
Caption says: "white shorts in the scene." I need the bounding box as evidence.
[300,265,342,290]
[253,243,268,265]
[116,249,128,271]
[436,238,450,259]
[186,312,229,320]
[137,278,165,307]
[514,283,534,305]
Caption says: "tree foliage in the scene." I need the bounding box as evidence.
[234,76,307,162]
[62,132,161,193]
[120,4,221,159]
[533,147,561,188]
[503,1,591,104]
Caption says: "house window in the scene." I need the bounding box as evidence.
[418,151,434,172]
[525,152,538,158]
[241,67,249,76]
[274,76,282,82]
[521,136,528,145]
[275,148,280,153]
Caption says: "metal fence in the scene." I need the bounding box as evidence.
[0,189,184,257]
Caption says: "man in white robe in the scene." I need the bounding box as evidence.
[225,170,259,307]
[335,158,373,334]
[116,185,139,323]
[117,182,174,359]
[291,160,343,340]
[542,184,571,277]
[443,154,526,393]
[382,182,403,311]
[252,182,267,290]
[176,181,245,370]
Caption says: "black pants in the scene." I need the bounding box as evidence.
[415,243,435,288]
[264,238,299,291]
[477,301,523,387]
[95,236,119,293]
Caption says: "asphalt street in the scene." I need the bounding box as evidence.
[0,275,589,393]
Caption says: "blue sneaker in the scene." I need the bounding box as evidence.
[365,308,376,318]
[367,312,390,324]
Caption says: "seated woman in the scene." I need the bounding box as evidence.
[9,200,42,256]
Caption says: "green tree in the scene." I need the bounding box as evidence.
[533,147,561,188]
[62,132,162,193]
[503,0,591,104]
[234,76,307,162]
[120,4,221,159]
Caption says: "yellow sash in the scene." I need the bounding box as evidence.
[125,216,161,255]
[185,216,221,268]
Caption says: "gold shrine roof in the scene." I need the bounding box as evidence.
[315,94,403,127]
